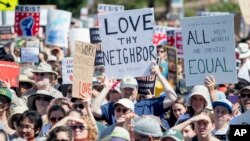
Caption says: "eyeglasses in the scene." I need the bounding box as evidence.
[18,124,34,130]
[50,117,64,122]
[70,125,86,131]
[241,94,250,98]
[35,96,51,102]
[115,107,129,113]
[73,104,84,110]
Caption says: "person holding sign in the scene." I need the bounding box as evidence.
[92,61,177,125]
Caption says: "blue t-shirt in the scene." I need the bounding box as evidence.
[101,95,168,125]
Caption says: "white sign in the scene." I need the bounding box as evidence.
[99,8,156,78]
[21,47,39,63]
[69,28,90,56]
[181,15,237,86]
[46,9,72,48]
[62,57,73,84]
[98,4,124,13]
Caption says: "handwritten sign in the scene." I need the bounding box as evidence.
[181,15,237,86]
[72,42,96,98]
[98,4,124,13]
[239,0,250,25]
[62,57,73,84]
[136,75,156,95]
[0,61,19,87]
[46,9,71,48]
[99,8,156,78]
[21,47,39,63]
[14,5,40,37]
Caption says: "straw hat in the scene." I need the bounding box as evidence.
[8,106,28,129]
[19,74,35,88]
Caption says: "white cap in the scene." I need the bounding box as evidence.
[114,98,134,112]
[121,77,138,89]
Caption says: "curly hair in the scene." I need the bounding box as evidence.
[83,116,98,141]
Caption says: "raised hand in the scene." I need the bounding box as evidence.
[20,16,34,36]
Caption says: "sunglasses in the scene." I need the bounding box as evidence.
[115,107,129,113]
[34,72,46,77]
[50,117,64,122]
[73,104,84,110]
[36,96,51,102]
[70,125,85,130]
[241,94,250,98]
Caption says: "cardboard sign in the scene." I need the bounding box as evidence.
[0,61,19,87]
[239,0,250,25]
[0,0,18,11]
[72,42,96,98]
[136,75,156,95]
[46,9,72,48]
[99,8,157,78]
[181,15,237,86]
[98,4,124,13]
[21,47,39,63]
[14,5,40,37]
[62,57,73,84]
[175,28,183,58]
[167,46,177,89]
[69,28,90,56]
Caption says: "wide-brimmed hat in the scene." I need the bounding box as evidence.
[8,105,28,129]
[19,74,35,88]
[31,63,58,76]
[27,90,58,110]
[238,43,250,59]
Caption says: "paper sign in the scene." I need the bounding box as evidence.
[99,8,157,78]
[239,0,250,25]
[62,57,73,84]
[167,46,177,89]
[21,47,39,63]
[89,28,104,66]
[0,0,18,11]
[98,4,124,13]
[175,28,183,58]
[136,75,156,95]
[0,61,19,87]
[72,41,96,98]
[0,26,13,46]
[14,5,40,37]
[46,9,72,48]
[181,15,237,86]
[153,26,168,46]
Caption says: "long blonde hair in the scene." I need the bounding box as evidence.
[83,116,98,141]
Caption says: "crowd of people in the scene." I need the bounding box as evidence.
[1,4,250,141]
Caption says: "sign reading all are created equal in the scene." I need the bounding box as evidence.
[181,15,237,86]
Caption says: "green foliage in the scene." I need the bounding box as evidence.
[208,1,240,13]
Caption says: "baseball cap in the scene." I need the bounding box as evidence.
[161,129,184,141]
[0,88,12,102]
[134,116,163,137]
[121,77,138,89]
[114,98,134,112]
[212,99,232,113]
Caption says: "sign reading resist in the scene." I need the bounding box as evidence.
[99,8,157,78]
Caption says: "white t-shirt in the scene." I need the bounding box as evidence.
[212,125,229,141]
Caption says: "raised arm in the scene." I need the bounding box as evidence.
[204,75,217,102]
[92,78,116,117]
[151,61,177,109]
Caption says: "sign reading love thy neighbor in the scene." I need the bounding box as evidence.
[181,15,237,86]
[72,42,96,98]
[62,57,73,84]
[14,5,40,37]
[99,8,157,79]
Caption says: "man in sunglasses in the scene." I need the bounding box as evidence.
[230,86,250,125]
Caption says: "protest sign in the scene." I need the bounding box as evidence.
[0,26,13,46]
[175,28,183,58]
[89,28,104,66]
[14,5,40,37]
[72,41,96,98]
[181,15,237,86]
[0,0,18,11]
[89,27,101,44]
[0,61,19,87]
[46,9,71,48]
[62,57,73,84]
[239,0,250,25]
[167,30,175,47]
[167,46,177,89]
[153,26,168,46]
[98,4,124,13]
[26,40,40,48]
[136,75,156,95]
[69,28,90,56]
[99,8,157,78]
[21,47,39,63]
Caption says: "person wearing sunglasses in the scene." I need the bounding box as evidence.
[230,86,250,125]
[46,126,73,141]
[28,90,59,116]
[42,105,66,136]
